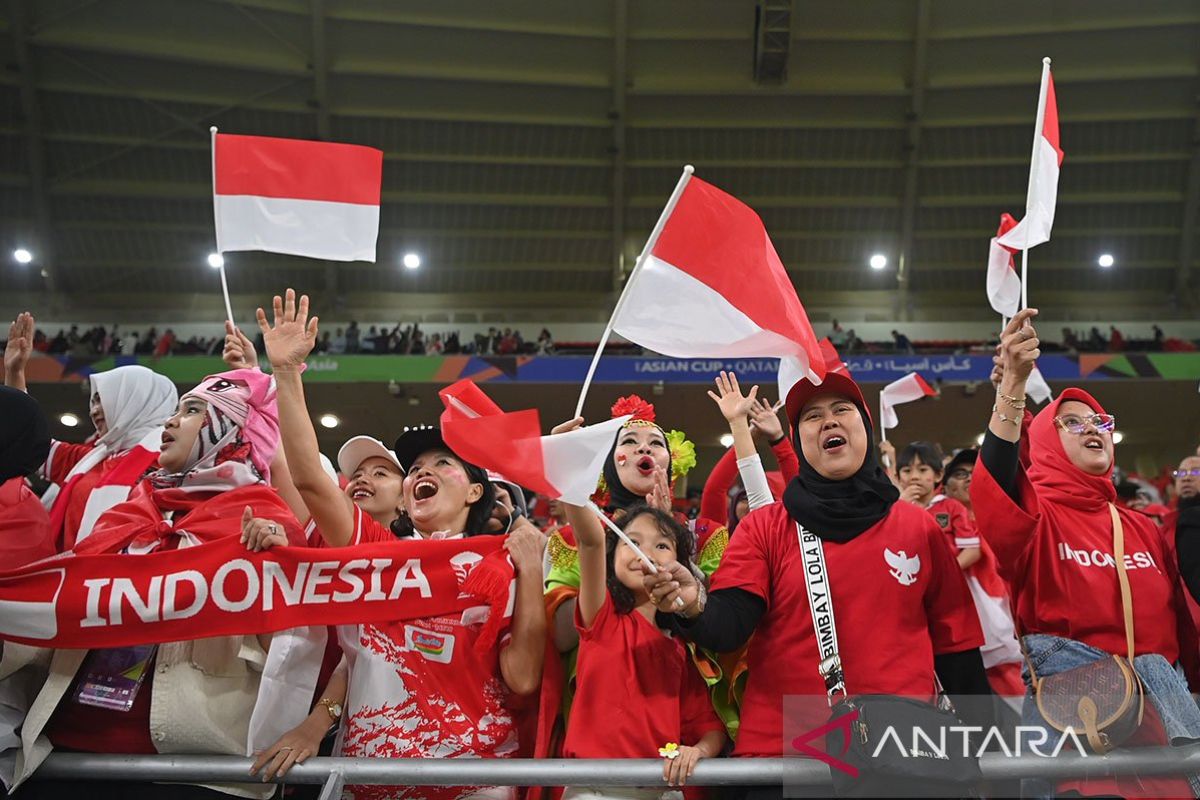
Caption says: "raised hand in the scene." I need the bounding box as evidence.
[646,465,672,512]
[256,288,318,371]
[706,371,758,424]
[641,560,700,615]
[240,506,289,552]
[4,312,35,377]
[222,320,259,370]
[748,397,785,442]
[998,308,1040,387]
[550,416,585,435]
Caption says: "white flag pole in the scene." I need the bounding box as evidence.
[573,165,695,419]
[879,391,890,469]
[210,126,235,324]
[1019,58,1052,310]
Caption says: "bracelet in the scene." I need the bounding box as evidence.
[997,392,1026,410]
[992,406,1021,427]
[676,582,708,619]
[768,432,787,447]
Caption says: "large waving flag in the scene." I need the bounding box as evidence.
[880,373,937,431]
[439,380,630,507]
[996,60,1063,252]
[986,213,1021,317]
[212,131,383,262]
[608,170,825,403]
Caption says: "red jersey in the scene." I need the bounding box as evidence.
[338,522,516,800]
[0,478,55,568]
[563,595,723,759]
[926,494,979,550]
[972,460,1182,663]
[712,501,983,757]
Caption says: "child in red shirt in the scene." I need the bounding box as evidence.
[561,500,726,797]
[897,441,1024,696]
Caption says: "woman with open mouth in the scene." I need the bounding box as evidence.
[971,309,1200,800]
[640,365,987,800]
[10,367,305,800]
[6,311,179,551]
[246,291,547,800]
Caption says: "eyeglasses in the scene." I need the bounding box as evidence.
[1174,468,1200,479]
[1053,413,1116,435]
[947,470,972,482]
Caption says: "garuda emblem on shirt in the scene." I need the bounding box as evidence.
[884,548,921,586]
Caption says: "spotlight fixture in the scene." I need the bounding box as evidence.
[207,253,225,269]
[869,254,887,270]
[13,248,32,264]
[1097,254,1114,268]
[402,253,421,270]
[719,433,735,448]
[318,414,340,429]
[60,413,80,427]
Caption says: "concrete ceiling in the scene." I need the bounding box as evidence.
[2,0,1200,324]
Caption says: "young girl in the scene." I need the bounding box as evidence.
[561,500,726,798]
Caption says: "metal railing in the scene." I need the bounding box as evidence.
[31,746,1200,798]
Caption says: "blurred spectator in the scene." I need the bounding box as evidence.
[1154,324,1165,350]
[537,328,554,355]
[153,328,175,357]
[331,327,346,354]
[892,329,914,354]
[1109,325,1124,352]
[1088,326,1106,350]
[1061,327,1080,352]
[345,321,360,353]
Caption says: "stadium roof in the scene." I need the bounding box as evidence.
[2,0,1199,323]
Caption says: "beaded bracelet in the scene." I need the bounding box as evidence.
[992,405,1021,426]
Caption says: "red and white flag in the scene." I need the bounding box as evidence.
[880,373,936,430]
[1027,365,1053,405]
[996,62,1063,252]
[986,213,1021,317]
[611,171,825,401]
[212,132,383,262]
[439,380,630,507]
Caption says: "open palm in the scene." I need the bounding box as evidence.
[256,288,318,369]
[4,312,34,374]
[707,370,758,423]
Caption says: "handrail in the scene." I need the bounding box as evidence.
[30,746,1200,788]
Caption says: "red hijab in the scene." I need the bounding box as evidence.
[1026,387,1116,513]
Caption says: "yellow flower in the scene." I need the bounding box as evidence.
[666,430,696,481]
[658,742,680,759]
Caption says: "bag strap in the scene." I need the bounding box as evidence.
[795,522,846,704]
[1110,503,1135,661]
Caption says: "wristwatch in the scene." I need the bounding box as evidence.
[317,697,343,721]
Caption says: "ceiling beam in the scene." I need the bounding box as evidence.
[894,0,930,322]
[7,0,58,294]
[609,0,627,294]
[309,0,330,140]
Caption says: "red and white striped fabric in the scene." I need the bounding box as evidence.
[986,213,1021,317]
[1027,365,1053,405]
[213,133,383,262]
[611,174,825,400]
[997,64,1063,252]
[439,380,630,506]
[880,373,936,430]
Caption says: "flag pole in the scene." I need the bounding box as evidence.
[1019,57,1052,310]
[210,126,235,324]
[586,501,658,575]
[573,165,695,419]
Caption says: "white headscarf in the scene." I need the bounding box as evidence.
[41,365,178,514]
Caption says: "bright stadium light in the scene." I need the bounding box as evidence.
[13,248,32,264]
[1097,253,1114,268]
[719,433,735,448]
[869,254,888,270]
[319,414,340,429]
[975,432,986,446]
[60,413,80,427]
[403,253,421,270]
[1111,430,1124,444]
[208,253,225,269]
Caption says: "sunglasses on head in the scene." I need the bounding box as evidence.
[1174,468,1200,479]
[1053,413,1116,435]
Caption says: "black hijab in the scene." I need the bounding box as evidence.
[782,398,898,543]
[0,386,50,483]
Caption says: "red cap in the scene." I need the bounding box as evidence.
[785,371,870,429]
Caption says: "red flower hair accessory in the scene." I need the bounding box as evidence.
[611,395,656,425]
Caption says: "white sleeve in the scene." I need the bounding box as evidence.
[736,453,775,510]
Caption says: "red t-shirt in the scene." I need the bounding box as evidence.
[45,440,104,549]
[304,504,397,548]
[972,461,1181,662]
[712,501,983,757]
[0,478,56,568]
[563,594,723,759]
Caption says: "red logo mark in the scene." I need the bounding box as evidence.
[790,709,860,778]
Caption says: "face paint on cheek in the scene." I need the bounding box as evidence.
[616,453,628,467]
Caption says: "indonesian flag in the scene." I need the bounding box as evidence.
[880,373,936,430]
[986,213,1021,317]
[818,338,850,377]
[439,380,630,507]
[212,132,383,262]
[996,63,1063,252]
[611,171,825,401]
[1027,365,1053,405]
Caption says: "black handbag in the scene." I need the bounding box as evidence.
[796,524,983,798]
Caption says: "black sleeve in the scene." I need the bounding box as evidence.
[1175,496,1200,604]
[980,430,1020,502]
[656,587,767,653]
